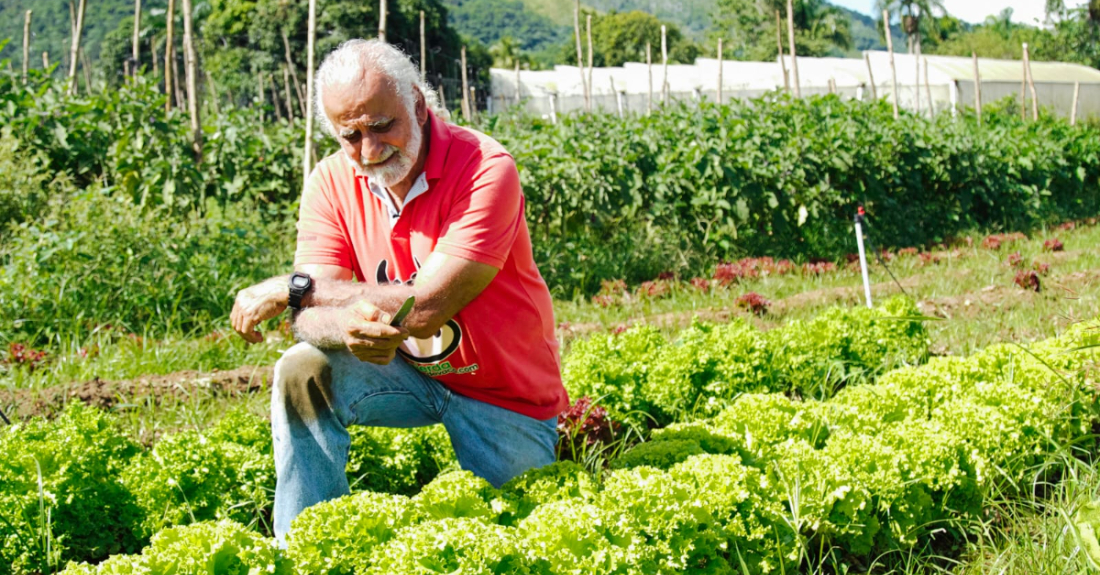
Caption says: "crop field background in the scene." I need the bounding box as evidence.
[4,31,1100,575]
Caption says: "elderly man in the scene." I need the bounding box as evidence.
[229,39,568,544]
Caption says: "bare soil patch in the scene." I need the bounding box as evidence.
[0,366,273,421]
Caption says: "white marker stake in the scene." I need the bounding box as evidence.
[855,209,873,308]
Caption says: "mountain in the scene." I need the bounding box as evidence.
[840,4,907,55]
[504,0,906,52]
[442,0,569,53]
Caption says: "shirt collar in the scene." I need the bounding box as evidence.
[366,172,429,219]
[423,109,451,182]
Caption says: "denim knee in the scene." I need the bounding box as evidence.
[273,342,338,428]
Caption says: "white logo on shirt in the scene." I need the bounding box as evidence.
[375,258,464,366]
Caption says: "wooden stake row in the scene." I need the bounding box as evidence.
[883,9,899,119]
[22,10,31,84]
[67,0,86,96]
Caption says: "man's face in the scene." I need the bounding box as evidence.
[322,69,426,188]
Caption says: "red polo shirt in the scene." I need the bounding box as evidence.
[293,111,568,420]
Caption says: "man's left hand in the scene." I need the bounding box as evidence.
[231,276,289,343]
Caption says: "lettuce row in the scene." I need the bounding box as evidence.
[4,407,456,575]
[44,313,1100,574]
[564,295,929,426]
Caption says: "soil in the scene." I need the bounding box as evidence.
[0,365,273,421]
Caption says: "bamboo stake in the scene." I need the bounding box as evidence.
[549,93,557,124]
[151,38,158,80]
[282,32,307,117]
[43,52,49,70]
[776,11,789,92]
[611,77,623,118]
[573,3,587,111]
[1071,81,1080,126]
[883,9,899,119]
[586,14,594,113]
[661,25,668,105]
[303,0,317,188]
[132,0,142,74]
[438,83,447,114]
[419,10,426,82]
[914,43,922,114]
[646,42,652,114]
[283,65,295,125]
[182,0,201,160]
[67,0,86,96]
[460,46,471,119]
[972,52,982,125]
[514,60,521,105]
[787,0,800,98]
[1024,43,1038,121]
[125,60,131,77]
[864,52,877,99]
[22,11,31,84]
[164,0,175,110]
[923,56,933,115]
[378,0,387,42]
[1020,47,1027,120]
[716,38,723,104]
[470,86,478,122]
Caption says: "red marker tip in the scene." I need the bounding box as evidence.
[857,206,865,216]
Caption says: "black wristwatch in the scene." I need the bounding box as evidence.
[287,272,313,311]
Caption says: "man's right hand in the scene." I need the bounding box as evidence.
[344,301,410,365]
[231,276,290,344]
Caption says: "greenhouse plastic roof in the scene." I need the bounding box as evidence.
[495,53,1100,99]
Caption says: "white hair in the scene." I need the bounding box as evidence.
[314,39,449,136]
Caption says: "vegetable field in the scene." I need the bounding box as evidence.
[4,299,1100,574]
[4,45,1100,575]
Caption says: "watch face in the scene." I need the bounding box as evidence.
[292,275,310,288]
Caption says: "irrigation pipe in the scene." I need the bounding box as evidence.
[855,207,910,299]
[854,208,873,308]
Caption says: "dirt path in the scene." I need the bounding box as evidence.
[0,366,273,420]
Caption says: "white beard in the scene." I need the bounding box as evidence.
[346,122,423,189]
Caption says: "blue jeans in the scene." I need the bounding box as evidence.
[270,342,559,545]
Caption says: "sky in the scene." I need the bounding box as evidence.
[829,0,1089,25]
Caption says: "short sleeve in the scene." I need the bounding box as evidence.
[293,165,353,269]
[434,153,523,269]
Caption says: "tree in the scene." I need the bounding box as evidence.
[559,10,700,68]
[489,35,527,69]
[711,0,853,61]
[927,6,1100,69]
[875,0,945,54]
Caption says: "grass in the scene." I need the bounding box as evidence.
[5,220,1099,422]
[554,221,1100,356]
[3,224,1100,572]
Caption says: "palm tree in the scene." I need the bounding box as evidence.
[756,0,853,56]
[489,36,526,70]
[876,0,945,54]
